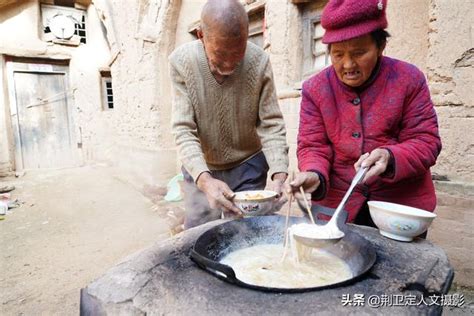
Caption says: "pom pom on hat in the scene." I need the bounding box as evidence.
[321,0,388,44]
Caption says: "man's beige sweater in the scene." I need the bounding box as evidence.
[169,40,288,181]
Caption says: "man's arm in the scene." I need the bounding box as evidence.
[169,57,240,214]
[256,57,289,180]
[169,60,209,182]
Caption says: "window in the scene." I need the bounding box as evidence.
[248,7,265,48]
[74,14,87,44]
[299,1,330,79]
[311,18,329,72]
[100,70,114,110]
[41,4,87,45]
[302,16,330,78]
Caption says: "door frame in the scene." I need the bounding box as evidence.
[5,57,77,171]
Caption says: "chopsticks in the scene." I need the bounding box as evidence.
[281,172,316,262]
[281,190,292,263]
[299,186,316,225]
[283,172,294,249]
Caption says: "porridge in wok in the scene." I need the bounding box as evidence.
[220,243,352,288]
[190,216,376,292]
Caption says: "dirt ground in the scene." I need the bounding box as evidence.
[0,165,179,315]
[1,165,473,315]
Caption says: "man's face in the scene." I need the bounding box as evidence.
[199,31,247,77]
[329,34,385,87]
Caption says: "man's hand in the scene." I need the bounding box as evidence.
[266,172,287,196]
[354,149,391,183]
[196,172,241,214]
[266,172,288,213]
[284,171,320,202]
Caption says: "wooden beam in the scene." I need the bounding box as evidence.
[74,0,91,7]
[0,0,17,9]
[188,20,200,37]
[246,0,265,15]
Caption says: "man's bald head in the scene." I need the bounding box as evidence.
[200,0,249,39]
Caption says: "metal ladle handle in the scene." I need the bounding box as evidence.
[328,167,368,226]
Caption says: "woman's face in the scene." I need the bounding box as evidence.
[329,34,385,87]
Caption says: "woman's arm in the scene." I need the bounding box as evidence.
[297,80,334,199]
[381,70,442,183]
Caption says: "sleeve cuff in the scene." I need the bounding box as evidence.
[264,150,289,178]
[269,165,289,180]
[380,148,395,179]
[185,159,210,183]
[309,170,327,201]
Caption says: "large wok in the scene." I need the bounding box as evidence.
[190,215,376,293]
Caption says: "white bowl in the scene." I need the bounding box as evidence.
[233,190,278,216]
[367,201,436,242]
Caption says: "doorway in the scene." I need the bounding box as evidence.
[6,59,77,170]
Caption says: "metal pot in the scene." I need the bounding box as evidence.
[190,215,376,293]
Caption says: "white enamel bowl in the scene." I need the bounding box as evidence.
[368,201,436,242]
[233,190,278,216]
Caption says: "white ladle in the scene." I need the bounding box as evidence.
[291,167,369,248]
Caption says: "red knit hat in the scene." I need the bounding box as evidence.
[321,0,388,44]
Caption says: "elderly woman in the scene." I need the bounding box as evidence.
[289,0,441,228]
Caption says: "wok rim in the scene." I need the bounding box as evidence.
[190,216,377,293]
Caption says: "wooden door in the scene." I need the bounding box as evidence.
[7,60,76,170]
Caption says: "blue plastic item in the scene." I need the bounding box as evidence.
[164,173,184,202]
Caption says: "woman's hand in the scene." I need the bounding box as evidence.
[354,149,391,183]
[196,172,241,214]
[284,171,320,202]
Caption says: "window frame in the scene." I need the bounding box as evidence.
[41,4,88,45]
[100,70,114,110]
[248,6,265,48]
[302,14,330,79]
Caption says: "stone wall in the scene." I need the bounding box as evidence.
[431,183,474,288]
[384,0,474,182]
[385,0,430,72]
[427,0,474,182]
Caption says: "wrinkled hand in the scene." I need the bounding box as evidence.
[284,171,320,203]
[354,149,391,183]
[196,172,241,215]
[265,172,288,213]
[266,172,287,196]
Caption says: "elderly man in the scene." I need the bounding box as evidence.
[169,0,288,229]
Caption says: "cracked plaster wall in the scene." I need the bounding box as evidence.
[93,0,182,187]
[426,0,474,181]
[0,0,183,187]
[0,1,110,176]
[1,0,472,185]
